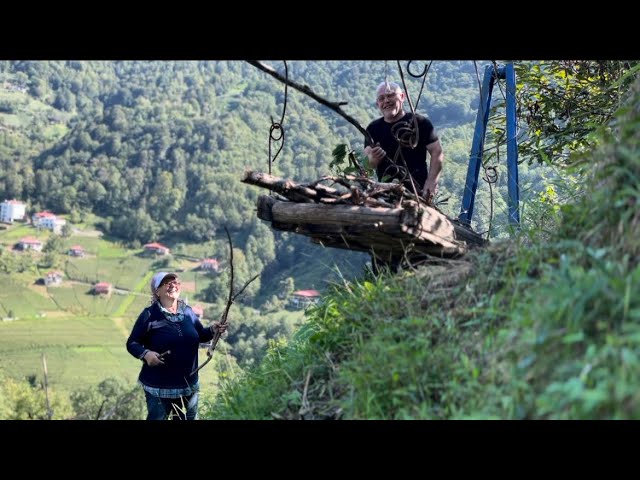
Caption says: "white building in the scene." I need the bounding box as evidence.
[200,258,220,272]
[289,290,321,309]
[34,211,67,234]
[1,200,26,223]
[18,236,43,252]
[143,242,170,255]
[44,271,64,286]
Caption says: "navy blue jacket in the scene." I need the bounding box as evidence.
[126,302,214,389]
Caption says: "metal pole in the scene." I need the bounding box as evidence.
[505,63,520,225]
[459,65,495,225]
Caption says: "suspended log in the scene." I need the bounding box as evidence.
[271,202,404,227]
[255,195,483,258]
[244,170,486,259]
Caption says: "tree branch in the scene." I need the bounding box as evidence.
[190,226,259,376]
[246,60,373,145]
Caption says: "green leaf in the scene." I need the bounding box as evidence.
[562,331,584,344]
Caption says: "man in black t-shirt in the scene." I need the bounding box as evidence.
[364,81,445,274]
[364,81,444,202]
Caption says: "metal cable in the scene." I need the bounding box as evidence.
[268,61,288,176]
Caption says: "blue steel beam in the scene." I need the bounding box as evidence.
[505,63,520,225]
[459,65,496,225]
[458,63,519,228]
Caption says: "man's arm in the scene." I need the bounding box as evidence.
[423,139,443,199]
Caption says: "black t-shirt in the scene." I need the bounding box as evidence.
[365,112,438,191]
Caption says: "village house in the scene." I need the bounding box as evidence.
[1,199,26,223]
[143,242,170,255]
[18,236,43,252]
[33,211,66,234]
[68,245,85,257]
[199,258,220,272]
[5,82,27,93]
[93,282,112,295]
[44,271,64,287]
[289,289,321,309]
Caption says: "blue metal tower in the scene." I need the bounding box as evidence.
[459,63,519,227]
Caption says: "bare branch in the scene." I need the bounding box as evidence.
[191,226,259,376]
[246,60,373,148]
[233,273,260,300]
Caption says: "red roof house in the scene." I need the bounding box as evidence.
[93,282,112,295]
[143,242,170,255]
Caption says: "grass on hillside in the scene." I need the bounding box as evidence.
[0,224,50,244]
[0,278,59,318]
[0,87,70,146]
[0,313,232,397]
[64,254,154,290]
[0,314,136,390]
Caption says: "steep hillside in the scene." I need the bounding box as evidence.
[205,75,640,420]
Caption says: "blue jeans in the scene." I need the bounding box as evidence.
[144,390,199,420]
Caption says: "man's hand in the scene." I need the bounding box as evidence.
[423,179,438,206]
[364,145,386,168]
[143,351,165,367]
[423,189,435,206]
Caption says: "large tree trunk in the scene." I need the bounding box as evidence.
[256,194,484,259]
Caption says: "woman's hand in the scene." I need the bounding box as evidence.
[143,351,165,367]
[210,321,228,335]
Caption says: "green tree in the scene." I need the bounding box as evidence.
[40,251,58,269]
[278,277,295,300]
[70,377,145,420]
[61,222,73,237]
[53,89,74,112]
[43,234,63,253]
[0,376,74,420]
[515,60,640,164]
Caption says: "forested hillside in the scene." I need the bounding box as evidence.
[0,60,497,301]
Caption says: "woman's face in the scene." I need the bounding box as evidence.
[158,278,181,301]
